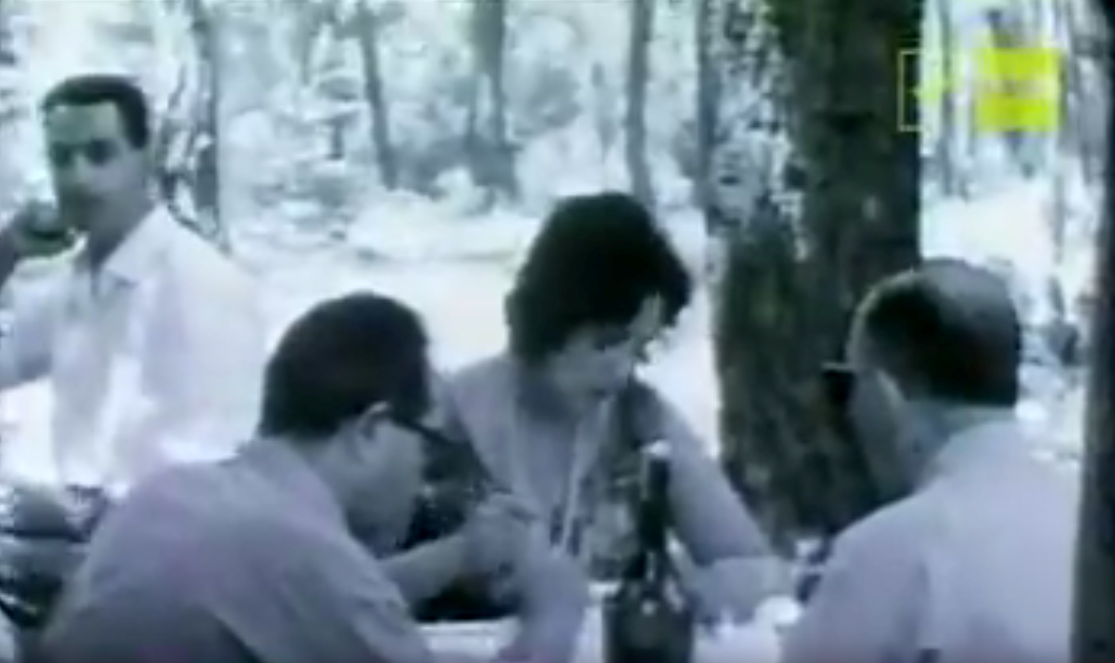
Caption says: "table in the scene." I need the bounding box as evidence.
[423,597,792,663]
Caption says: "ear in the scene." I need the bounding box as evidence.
[874,368,908,411]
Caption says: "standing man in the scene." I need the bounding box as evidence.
[0,73,266,493]
[784,258,1079,663]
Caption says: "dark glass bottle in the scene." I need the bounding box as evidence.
[603,441,694,663]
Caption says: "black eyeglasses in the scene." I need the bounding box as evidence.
[362,402,504,492]
[820,362,856,411]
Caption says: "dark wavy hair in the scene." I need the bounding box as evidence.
[506,192,693,362]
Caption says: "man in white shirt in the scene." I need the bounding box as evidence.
[784,258,1080,663]
[0,73,266,493]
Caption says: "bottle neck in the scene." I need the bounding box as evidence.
[625,446,671,582]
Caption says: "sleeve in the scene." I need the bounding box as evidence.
[781,510,938,663]
[0,283,57,390]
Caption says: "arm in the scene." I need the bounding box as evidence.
[650,397,773,560]
[647,397,790,618]
[250,531,438,663]
[381,534,470,606]
[781,510,938,663]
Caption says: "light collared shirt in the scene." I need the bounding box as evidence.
[40,441,435,663]
[0,207,266,492]
[783,412,1079,663]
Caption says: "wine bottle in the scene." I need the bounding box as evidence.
[603,440,695,663]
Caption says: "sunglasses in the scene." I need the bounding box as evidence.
[357,402,504,492]
[820,362,857,411]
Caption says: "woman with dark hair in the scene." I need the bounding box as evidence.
[417,192,783,637]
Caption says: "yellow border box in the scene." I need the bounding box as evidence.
[897,48,923,133]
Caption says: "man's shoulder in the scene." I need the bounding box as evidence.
[157,218,257,296]
[443,353,515,414]
[448,353,511,389]
[831,492,944,565]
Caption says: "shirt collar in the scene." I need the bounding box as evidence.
[922,407,1030,483]
[75,206,174,285]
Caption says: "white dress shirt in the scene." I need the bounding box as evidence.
[783,413,1079,663]
[0,207,267,493]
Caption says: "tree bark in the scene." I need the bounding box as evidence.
[465,0,515,204]
[0,0,13,68]
[694,0,720,213]
[185,0,224,248]
[624,0,655,210]
[1072,5,1115,661]
[933,0,959,197]
[354,0,397,190]
[710,0,923,551]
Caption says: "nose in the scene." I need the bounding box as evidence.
[56,157,97,195]
[601,345,638,386]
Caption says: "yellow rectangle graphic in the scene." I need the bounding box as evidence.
[976,94,1059,132]
[899,46,1061,133]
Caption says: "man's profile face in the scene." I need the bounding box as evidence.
[845,315,911,494]
[43,102,148,228]
[341,409,427,553]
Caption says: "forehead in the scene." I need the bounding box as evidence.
[43,103,129,146]
[581,296,665,342]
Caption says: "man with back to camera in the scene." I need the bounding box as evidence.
[784,258,1079,663]
[0,73,266,491]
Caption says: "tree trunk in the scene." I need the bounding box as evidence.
[0,0,17,211]
[985,6,1044,178]
[1072,5,1115,661]
[185,0,224,248]
[694,0,720,213]
[710,0,923,551]
[466,0,515,205]
[624,0,655,210]
[934,0,959,197]
[0,0,13,68]
[153,0,225,250]
[354,0,397,190]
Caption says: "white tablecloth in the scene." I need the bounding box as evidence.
[423,597,792,663]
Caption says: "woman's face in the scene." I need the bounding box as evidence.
[542,297,665,409]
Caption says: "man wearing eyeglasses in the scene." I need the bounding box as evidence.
[36,293,543,663]
[784,259,1079,663]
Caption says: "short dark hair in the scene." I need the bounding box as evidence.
[259,292,431,441]
[40,74,151,148]
[506,192,692,362]
[860,258,1021,406]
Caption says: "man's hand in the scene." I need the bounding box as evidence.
[458,492,538,578]
[679,555,791,625]
[1,201,78,262]
[497,547,592,663]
